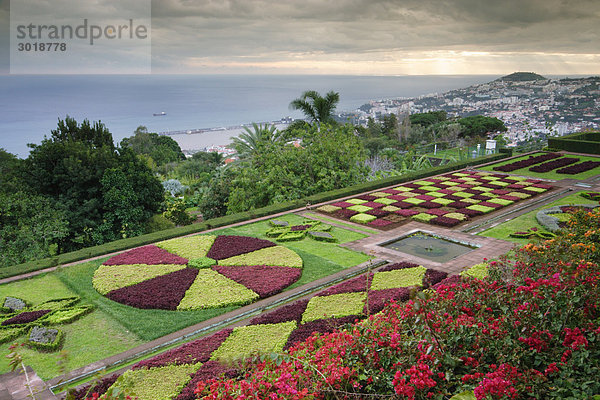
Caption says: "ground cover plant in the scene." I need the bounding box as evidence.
[479,151,600,180]
[93,235,303,311]
[0,273,141,380]
[479,191,599,245]
[190,208,600,399]
[317,170,552,229]
[77,262,451,399]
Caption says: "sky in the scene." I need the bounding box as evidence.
[1,0,599,75]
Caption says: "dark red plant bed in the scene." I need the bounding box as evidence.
[356,194,377,201]
[378,261,420,272]
[430,216,461,227]
[1,309,51,326]
[331,201,355,208]
[366,288,410,314]
[213,265,301,298]
[426,209,449,216]
[368,219,393,227]
[133,329,233,369]
[361,201,385,209]
[529,157,579,173]
[336,209,358,218]
[206,235,276,260]
[249,300,310,326]
[316,273,374,297]
[103,245,188,266]
[106,268,198,310]
[493,152,562,172]
[457,208,484,217]
[557,160,600,175]
[424,269,449,288]
[419,201,442,209]
[365,208,389,217]
[69,374,119,400]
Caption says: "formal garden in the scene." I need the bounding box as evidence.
[2,150,600,399]
[316,170,553,229]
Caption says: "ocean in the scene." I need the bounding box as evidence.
[0,74,498,157]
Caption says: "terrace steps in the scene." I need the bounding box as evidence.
[0,366,57,400]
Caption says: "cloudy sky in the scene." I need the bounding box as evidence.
[1,0,599,75]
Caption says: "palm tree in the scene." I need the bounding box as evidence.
[231,123,282,159]
[289,90,340,130]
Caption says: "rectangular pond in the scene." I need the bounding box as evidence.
[380,231,479,263]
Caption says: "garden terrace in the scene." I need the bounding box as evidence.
[478,151,600,180]
[316,170,554,230]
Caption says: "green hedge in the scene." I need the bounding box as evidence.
[548,131,600,154]
[0,152,507,280]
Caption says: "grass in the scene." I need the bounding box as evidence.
[478,191,598,245]
[0,273,142,380]
[54,260,239,341]
[478,152,600,180]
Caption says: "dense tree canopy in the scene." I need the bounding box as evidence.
[21,117,163,251]
[458,115,507,137]
[226,123,367,214]
[121,126,186,166]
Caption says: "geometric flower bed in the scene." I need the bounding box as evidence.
[82,262,452,400]
[93,235,303,311]
[316,170,553,230]
[0,296,93,352]
[266,219,337,242]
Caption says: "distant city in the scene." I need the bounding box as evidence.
[342,74,600,146]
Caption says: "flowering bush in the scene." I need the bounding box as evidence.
[196,209,600,400]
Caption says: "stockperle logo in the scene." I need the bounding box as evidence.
[10,0,151,74]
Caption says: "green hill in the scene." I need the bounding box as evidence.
[496,72,547,82]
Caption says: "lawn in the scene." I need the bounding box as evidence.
[478,152,600,180]
[0,273,142,380]
[478,191,598,245]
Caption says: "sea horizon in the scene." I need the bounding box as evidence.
[0,73,593,157]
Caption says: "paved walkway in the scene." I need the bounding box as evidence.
[0,367,56,400]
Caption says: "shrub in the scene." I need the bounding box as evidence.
[217,246,303,268]
[529,157,579,172]
[301,293,366,323]
[40,305,94,325]
[411,213,436,223]
[316,204,341,213]
[557,160,600,174]
[370,266,427,290]
[103,245,188,265]
[206,235,276,260]
[493,152,562,172]
[460,262,489,280]
[430,216,461,227]
[26,325,63,352]
[93,264,187,295]
[214,265,301,298]
[156,235,216,260]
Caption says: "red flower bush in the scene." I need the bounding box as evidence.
[103,245,188,265]
[196,210,600,399]
[177,361,239,400]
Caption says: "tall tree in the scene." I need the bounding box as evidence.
[22,117,163,250]
[121,126,185,167]
[289,90,340,130]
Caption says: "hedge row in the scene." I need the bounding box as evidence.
[0,153,507,280]
[548,131,600,155]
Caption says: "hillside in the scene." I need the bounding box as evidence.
[496,71,547,82]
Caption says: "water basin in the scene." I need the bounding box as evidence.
[380,231,478,263]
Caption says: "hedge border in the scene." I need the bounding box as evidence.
[0,153,507,280]
[548,131,600,155]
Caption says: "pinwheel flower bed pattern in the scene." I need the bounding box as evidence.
[89,262,453,400]
[317,170,552,229]
[93,235,303,311]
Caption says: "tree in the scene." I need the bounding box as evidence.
[0,149,22,194]
[121,126,185,167]
[0,192,69,267]
[226,124,367,214]
[231,123,283,159]
[22,117,163,251]
[409,111,447,127]
[198,167,235,220]
[289,90,340,130]
[458,116,507,138]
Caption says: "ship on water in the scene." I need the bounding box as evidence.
[153,111,166,116]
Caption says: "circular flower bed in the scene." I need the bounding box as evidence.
[93,235,303,311]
